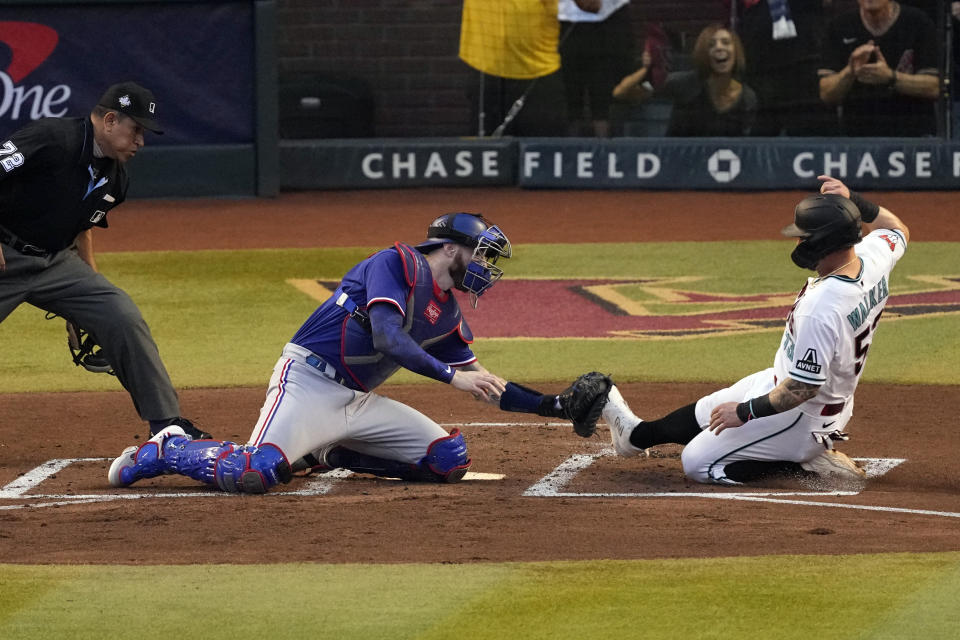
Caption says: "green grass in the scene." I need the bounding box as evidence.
[2,242,958,637]
[1,553,958,639]
[1,241,956,391]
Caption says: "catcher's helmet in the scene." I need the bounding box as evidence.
[415,212,512,299]
[782,194,862,270]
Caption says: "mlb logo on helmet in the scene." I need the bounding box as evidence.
[98,81,164,134]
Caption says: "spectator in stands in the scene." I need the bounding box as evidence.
[819,0,940,136]
[558,0,635,137]
[459,0,601,137]
[612,23,758,136]
[738,1,834,136]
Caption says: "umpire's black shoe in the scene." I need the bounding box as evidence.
[152,417,213,440]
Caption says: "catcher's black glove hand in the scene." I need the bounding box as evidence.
[539,372,613,437]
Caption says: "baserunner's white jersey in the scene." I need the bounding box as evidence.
[773,228,907,417]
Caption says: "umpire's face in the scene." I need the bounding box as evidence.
[101,112,145,163]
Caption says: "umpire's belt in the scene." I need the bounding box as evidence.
[304,354,348,386]
[0,225,51,257]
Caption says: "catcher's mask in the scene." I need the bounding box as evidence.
[782,194,862,270]
[415,212,512,304]
[65,321,115,375]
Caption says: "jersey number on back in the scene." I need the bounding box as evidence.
[853,310,883,375]
[0,141,24,172]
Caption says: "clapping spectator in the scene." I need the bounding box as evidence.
[738,1,833,136]
[613,23,757,136]
[818,0,940,136]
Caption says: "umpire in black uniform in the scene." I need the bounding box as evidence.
[0,81,208,440]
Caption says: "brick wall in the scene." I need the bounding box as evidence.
[275,1,731,138]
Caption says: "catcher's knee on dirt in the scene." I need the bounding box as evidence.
[417,428,471,482]
[214,444,293,494]
[326,429,471,483]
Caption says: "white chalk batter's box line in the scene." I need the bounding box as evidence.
[0,422,955,519]
[526,448,960,520]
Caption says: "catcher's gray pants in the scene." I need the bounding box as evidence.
[247,343,450,465]
[0,242,180,421]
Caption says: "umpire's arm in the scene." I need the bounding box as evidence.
[74,229,99,271]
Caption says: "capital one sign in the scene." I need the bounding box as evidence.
[0,21,72,122]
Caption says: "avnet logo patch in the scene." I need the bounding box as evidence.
[795,348,822,374]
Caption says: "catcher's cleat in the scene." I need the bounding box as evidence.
[800,449,866,482]
[603,385,646,458]
[108,425,187,487]
[291,448,334,475]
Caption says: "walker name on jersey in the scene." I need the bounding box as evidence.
[846,276,889,331]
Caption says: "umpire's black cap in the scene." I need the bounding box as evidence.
[98,82,164,134]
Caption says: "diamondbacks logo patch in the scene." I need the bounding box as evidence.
[795,348,821,374]
[879,234,899,251]
[424,300,442,325]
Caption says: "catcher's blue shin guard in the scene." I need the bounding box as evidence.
[214,444,292,493]
[326,428,471,483]
[163,438,239,485]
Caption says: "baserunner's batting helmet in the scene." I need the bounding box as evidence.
[782,194,862,270]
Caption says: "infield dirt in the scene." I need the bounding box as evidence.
[1,188,957,564]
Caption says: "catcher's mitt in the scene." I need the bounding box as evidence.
[66,320,115,375]
[557,371,613,437]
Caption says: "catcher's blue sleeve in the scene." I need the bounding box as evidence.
[499,382,546,413]
[368,303,456,383]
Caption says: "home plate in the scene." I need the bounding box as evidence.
[464,472,505,481]
[378,471,504,482]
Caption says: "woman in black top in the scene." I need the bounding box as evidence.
[613,23,758,136]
